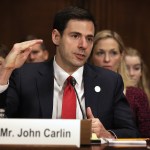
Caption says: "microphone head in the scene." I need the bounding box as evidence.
[70,77,76,87]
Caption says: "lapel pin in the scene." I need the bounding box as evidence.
[94,86,101,92]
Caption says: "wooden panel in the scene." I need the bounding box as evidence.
[87,0,150,74]
[0,0,150,73]
[0,0,78,58]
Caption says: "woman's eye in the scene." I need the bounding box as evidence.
[97,51,104,55]
[111,51,118,55]
[134,67,141,71]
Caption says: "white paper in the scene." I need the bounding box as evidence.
[107,139,146,147]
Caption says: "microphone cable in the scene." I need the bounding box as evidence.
[70,77,86,119]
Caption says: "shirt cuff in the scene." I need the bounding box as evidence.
[107,130,117,139]
[0,82,9,93]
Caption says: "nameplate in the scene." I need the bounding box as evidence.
[0,119,80,147]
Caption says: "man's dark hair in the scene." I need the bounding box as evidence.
[53,6,96,35]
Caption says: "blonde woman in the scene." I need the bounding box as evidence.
[124,47,150,106]
[89,30,150,137]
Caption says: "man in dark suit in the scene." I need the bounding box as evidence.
[1,6,139,138]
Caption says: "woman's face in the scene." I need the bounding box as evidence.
[124,55,142,87]
[91,38,122,72]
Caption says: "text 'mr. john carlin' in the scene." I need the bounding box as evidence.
[0,128,71,138]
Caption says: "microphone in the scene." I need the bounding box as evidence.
[70,77,86,119]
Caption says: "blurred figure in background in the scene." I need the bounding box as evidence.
[0,44,9,117]
[124,47,150,106]
[89,30,150,137]
[24,35,49,63]
[0,44,9,69]
[89,30,130,87]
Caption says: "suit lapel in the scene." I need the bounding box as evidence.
[35,62,104,118]
[36,61,54,118]
[83,64,103,117]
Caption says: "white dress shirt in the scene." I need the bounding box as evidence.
[52,58,86,119]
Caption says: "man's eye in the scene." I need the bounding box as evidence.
[32,51,39,54]
[87,37,94,43]
[72,34,79,38]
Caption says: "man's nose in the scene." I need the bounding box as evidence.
[78,37,88,49]
[29,53,36,60]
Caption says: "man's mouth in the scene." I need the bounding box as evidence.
[75,53,85,60]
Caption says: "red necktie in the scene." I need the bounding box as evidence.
[61,76,76,119]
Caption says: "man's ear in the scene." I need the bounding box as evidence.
[43,50,49,61]
[52,29,61,45]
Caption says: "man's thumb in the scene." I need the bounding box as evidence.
[86,107,94,119]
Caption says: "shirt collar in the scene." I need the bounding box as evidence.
[53,56,83,87]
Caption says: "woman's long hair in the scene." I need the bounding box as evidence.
[89,30,133,88]
[124,47,150,106]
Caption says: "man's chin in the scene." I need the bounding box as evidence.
[74,61,85,67]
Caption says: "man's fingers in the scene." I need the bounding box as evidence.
[21,39,43,49]
[86,107,94,119]
[12,39,43,52]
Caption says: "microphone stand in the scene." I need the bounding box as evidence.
[70,77,86,119]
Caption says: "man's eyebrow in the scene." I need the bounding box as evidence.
[70,32,94,37]
[87,35,94,38]
[31,51,39,53]
[69,31,81,35]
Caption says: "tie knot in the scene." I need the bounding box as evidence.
[67,76,76,87]
[67,76,72,82]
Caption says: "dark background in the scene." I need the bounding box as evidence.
[0,0,150,76]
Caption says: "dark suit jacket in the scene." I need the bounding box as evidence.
[1,59,139,137]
